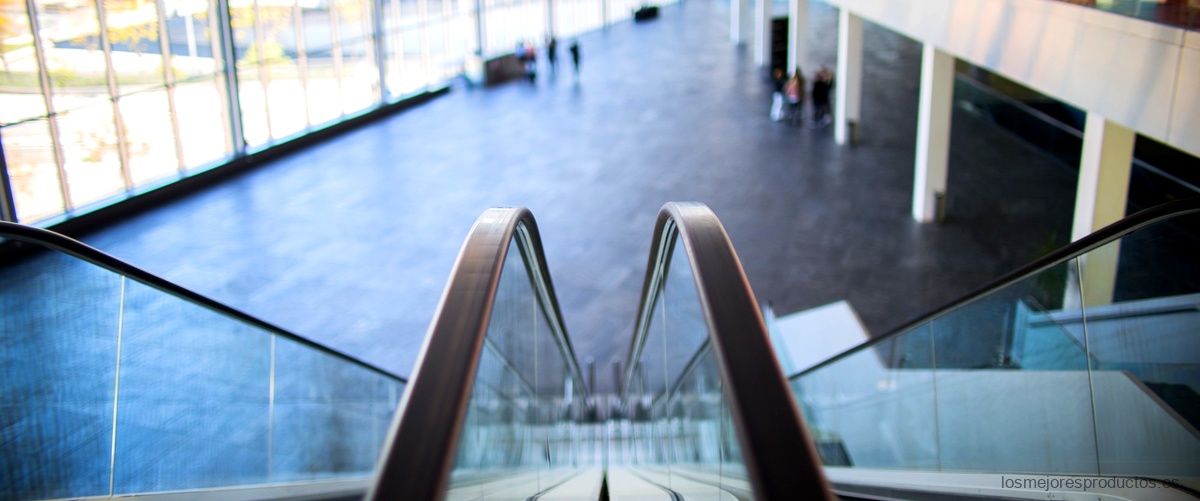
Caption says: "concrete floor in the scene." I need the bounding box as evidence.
[80,0,1077,383]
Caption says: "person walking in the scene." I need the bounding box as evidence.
[569,39,581,76]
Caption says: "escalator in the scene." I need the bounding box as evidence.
[369,203,829,500]
[3,199,1199,500]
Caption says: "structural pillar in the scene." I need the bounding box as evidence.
[0,133,16,222]
[834,9,862,145]
[1070,113,1134,307]
[912,44,954,223]
[754,0,771,67]
[731,0,752,44]
[786,0,807,73]
[474,0,487,55]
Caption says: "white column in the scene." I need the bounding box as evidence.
[731,0,752,44]
[546,0,556,38]
[1070,113,1134,307]
[834,9,862,145]
[474,0,486,56]
[754,0,771,66]
[912,44,954,223]
[1073,113,1134,242]
[787,0,807,73]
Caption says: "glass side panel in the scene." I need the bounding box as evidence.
[446,234,588,499]
[792,210,1200,491]
[619,234,750,499]
[0,245,405,498]
[931,259,1096,474]
[0,251,122,500]
[114,277,272,493]
[793,326,938,470]
[271,336,403,482]
[1077,213,1200,482]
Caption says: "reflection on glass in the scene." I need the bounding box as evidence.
[792,211,1200,490]
[446,235,590,498]
[616,236,750,499]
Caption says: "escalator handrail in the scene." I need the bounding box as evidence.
[0,220,406,384]
[621,202,834,501]
[367,207,588,501]
[787,196,1200,381]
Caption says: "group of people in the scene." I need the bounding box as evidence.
[518,36,582,82]
[770,65,835,126]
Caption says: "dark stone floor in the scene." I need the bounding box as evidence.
[79,0,1077,384]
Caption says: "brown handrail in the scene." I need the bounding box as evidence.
[622,202,834,500]
[367,207,587,501]
[0,220,405,384]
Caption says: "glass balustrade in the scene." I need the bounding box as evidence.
[0,238,404,499]
[791,210,1200,491]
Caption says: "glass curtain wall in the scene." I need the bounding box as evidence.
[0,0,670,225]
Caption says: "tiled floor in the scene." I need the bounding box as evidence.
[79,0,1077,384]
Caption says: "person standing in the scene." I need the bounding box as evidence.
[547,36,558,72]
[811,66,835,126]
[569,40,581,76]
[770,68,786,122]
[522,40,537,82]
[784,67,806,125]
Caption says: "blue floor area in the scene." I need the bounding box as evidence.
[72,0,1077,383]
